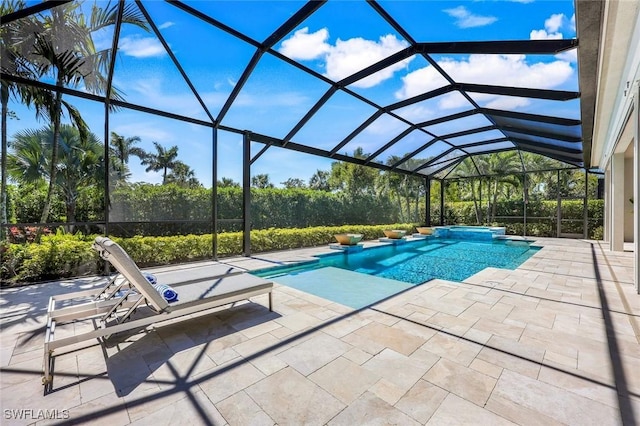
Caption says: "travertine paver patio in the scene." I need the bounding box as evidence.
[1,237,639,425]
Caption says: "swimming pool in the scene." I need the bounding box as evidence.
[253,238,539,308]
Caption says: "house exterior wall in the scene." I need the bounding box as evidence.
[589,0,640,293]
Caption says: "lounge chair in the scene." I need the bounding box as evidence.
[42,237,273,385]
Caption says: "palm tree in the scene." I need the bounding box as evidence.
[6,2,147,232]
[382,157,426,223]
[251,174,274,189]
[166,161,200,188]
[475,152,522,222]
[328,148,378,196]
[109,132,146,165]
[1,0,44,239]
[449,158,483,224]
[109,132,146,182]
[218,177,240,188]
[8,125,104,226]
[281,178,306,189]
[308,170,330,191]
[141,142,179,184]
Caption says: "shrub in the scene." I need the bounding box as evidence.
[2,232,99,283]
[0,223,418,284]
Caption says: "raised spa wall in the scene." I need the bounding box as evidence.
[432,226,506,241]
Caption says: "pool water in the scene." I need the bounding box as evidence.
[253,238,539,309]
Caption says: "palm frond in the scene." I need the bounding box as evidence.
[60,99,89,143]
[91,1,148,32]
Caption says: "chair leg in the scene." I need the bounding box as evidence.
[42,345,52,386]
[268,292,273,312]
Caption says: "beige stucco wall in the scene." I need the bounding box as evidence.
[625,155,634,242]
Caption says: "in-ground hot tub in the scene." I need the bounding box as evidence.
[433,225,506,241]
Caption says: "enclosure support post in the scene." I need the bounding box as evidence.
[212,128,218,260]
[557,170,561,238]
[523,172,527,237]
[440,180,445,225]
[243,132,251,256]
[103,104,110,239]
[425,177,431,226]
[583,170,589,239]
[479,179,482,225]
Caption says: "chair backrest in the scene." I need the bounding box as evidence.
[93,237,169,312]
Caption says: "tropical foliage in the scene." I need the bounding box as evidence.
[8,125,104,225]
[1,0,148,238]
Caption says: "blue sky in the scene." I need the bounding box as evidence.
[7,0,579,187]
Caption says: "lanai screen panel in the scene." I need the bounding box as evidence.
[1,0,586,180]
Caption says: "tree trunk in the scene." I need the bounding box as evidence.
[37,85,63,242]
[471,180,480,224]
[396,191,404,222]
[492,179,499,222]
[414,183,420,223]
[1,85,8,241]
[486,179,492,224]
[65,192,76,233]
[404,185,411,223]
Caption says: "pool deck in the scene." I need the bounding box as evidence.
[1,237,639,425]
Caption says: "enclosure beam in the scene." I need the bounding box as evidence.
[583,170,588,239]
[416,39,577,55]
[425,178,431,226]
[243,133,251,256]
[610,153,625,251]
[479,180,483,225]
[557,170,562,238]
[440,180,445,225]
[102,1,124,254]
[212,128,218,260]
[523,172,528,237]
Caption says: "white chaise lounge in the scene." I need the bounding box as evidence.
[42,237,273,385]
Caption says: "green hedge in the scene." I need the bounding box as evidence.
[1,232,99,283]
[107,185,400,235]
[0,223,416,284]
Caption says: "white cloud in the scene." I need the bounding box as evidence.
[395,66,449,99]
[545,13,565,33]
[443,6,498,29]
[530,12,577,41]
[278,27,330,60]
[569,14,576,32]
[529,13,578,62]
[158,21,175,30]
[396,54,574,110]
[119,77,219,119]
[114,122,173,144]
[441,54,573,89]
[278,28,412,88]
[325,35,411,88]
[530,29,563,40]
[555,49,578,63]
[119,36,166,58]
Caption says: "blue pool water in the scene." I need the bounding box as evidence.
[253,238,539,309]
